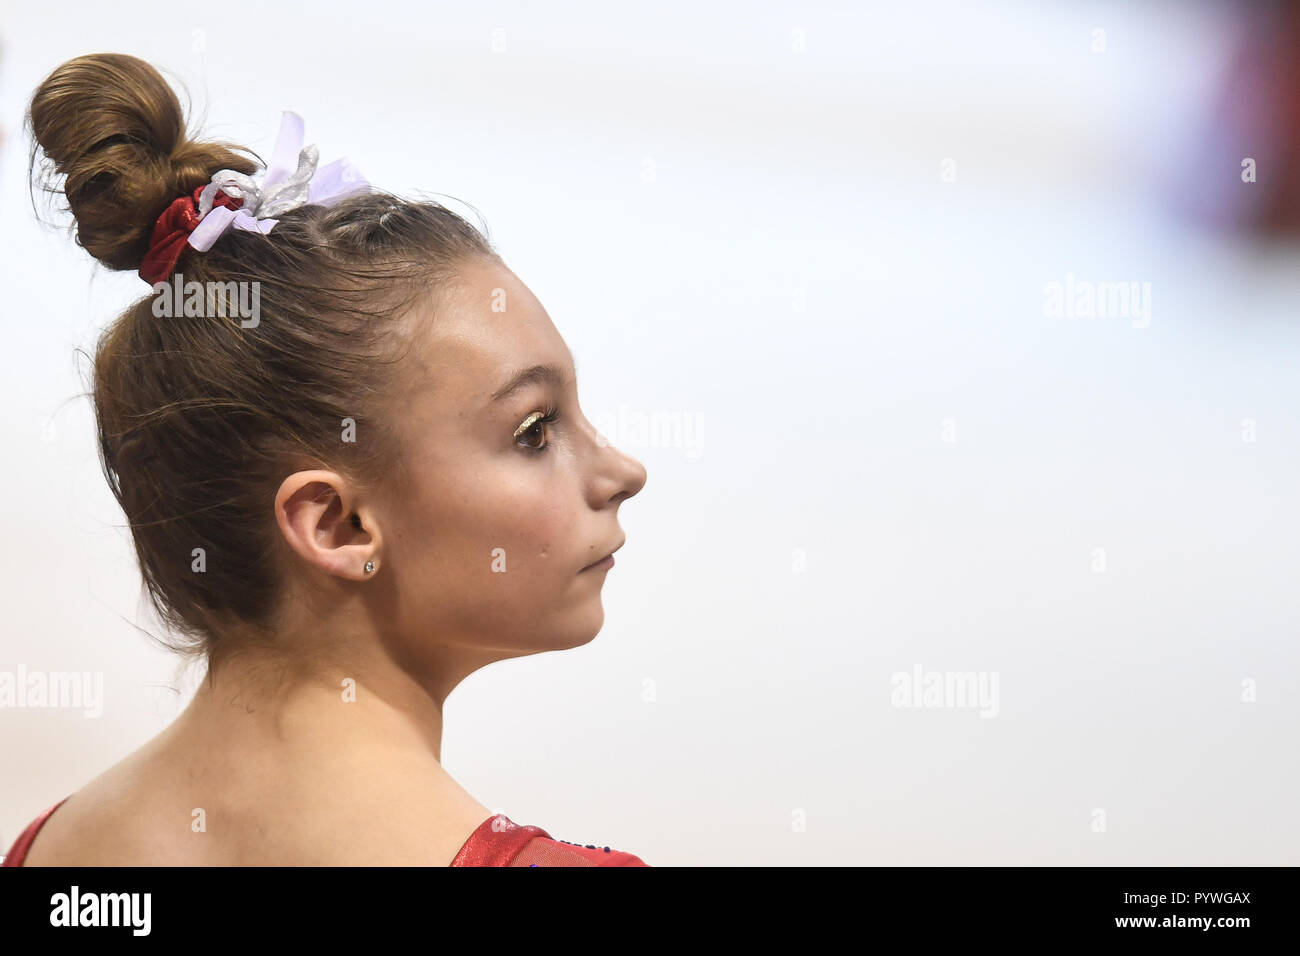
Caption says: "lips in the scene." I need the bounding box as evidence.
[580,539,625,572]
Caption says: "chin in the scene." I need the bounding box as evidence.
[554,603,606,650]
[496,592,608,654]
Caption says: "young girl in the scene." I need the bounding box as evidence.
[4,52,649,867]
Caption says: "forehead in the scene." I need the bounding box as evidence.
[407,259,574,407]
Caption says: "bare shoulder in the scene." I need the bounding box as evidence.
[24,744,495,867]
[239,761,495,866]
[21,747,187,866]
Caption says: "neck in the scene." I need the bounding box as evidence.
[163,606,531,780]
[173,636,464,765]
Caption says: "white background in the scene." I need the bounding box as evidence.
[1,0,1297,865]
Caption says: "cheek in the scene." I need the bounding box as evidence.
[396,460,573,588]
[487,483,571,572]
[384,458,600,649]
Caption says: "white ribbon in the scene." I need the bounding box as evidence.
[189,111,371,252]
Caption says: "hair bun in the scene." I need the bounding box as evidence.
[26,52,258,272]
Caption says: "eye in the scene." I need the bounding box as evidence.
[514,405,559,453]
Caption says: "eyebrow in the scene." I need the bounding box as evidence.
[490,362,576,403]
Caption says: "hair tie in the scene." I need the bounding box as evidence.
[138,111,371,286]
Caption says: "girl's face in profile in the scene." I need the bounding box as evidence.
[374,257,647,662]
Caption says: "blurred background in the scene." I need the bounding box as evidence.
[1,0,1297,865]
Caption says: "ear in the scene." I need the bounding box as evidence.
[274,470,382,581]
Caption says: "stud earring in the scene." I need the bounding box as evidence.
[364,560,376,574]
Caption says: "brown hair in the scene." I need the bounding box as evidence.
[26,53,501,669]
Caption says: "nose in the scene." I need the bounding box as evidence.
[587,425,647,507]
[612,446,648,504]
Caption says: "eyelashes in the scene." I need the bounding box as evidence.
[514,405,560,454]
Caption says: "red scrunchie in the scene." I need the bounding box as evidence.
[138,184,245,286]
